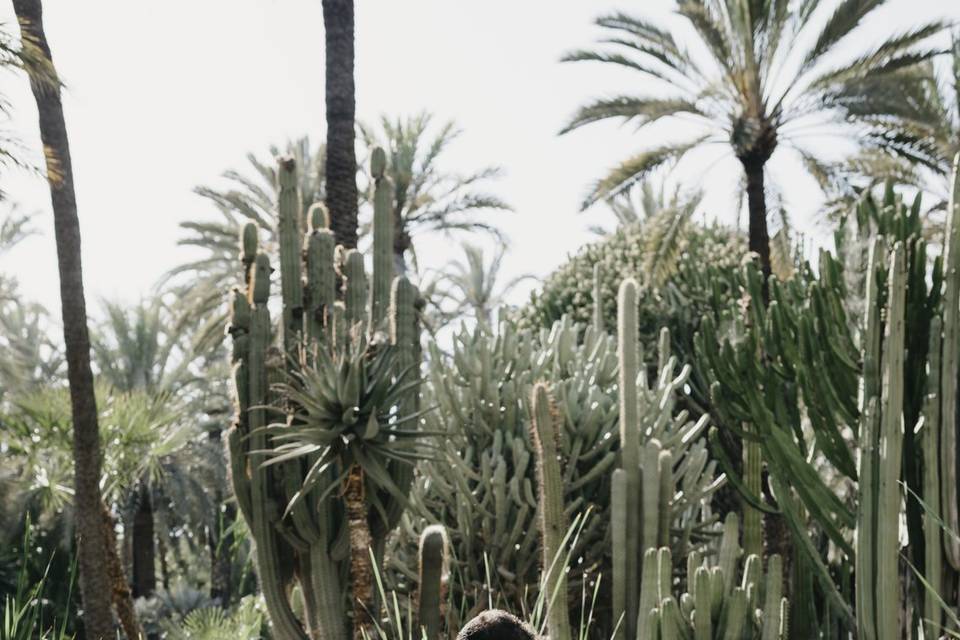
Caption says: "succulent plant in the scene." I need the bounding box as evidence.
[224,150,435,640]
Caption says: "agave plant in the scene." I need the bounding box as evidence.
[265,329,431,523]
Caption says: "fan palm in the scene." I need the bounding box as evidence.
[90,297,211,599]
[562,2,946,285]
[359,112,511,274]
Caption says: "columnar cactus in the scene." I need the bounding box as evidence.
[530,383,573,640]
[418,525,448,640]
[224,150,425,640]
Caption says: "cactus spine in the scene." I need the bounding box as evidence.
[418,525,448,640]
[224,150,424,640]
[531,383,573,640]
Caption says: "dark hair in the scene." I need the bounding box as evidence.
[456,610,537,640]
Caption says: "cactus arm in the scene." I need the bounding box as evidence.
[277,156,305,354]
[617,278,642,640]
[417,525,447,640]
[636,548,659,640]
[641,439,662,554]
[611,469,628,640]
[760,555,783,640]
[941,154,960,569]
[692,566,711,640]
[370,147,394,329]
[248,254,308,640]
[530,383,573,640]
[342,249,368,329]
[305,228,336,345]
[743,439,763,559]
[593,262,604,331]
[876,243,907,640]
[856,237,885,640]
[922,316,944,639]
[657,450,673,549]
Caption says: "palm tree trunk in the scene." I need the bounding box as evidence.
[322,0,358,249]
[344,464,374,640]
[132,482,156,598]
[741,159,772,298]
[12,2,138,637]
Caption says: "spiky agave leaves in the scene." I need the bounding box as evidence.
[264,330,433,525]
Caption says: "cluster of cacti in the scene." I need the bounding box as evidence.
[519,219,743,381]
[631,515,788,640]
[526,374,781,640]
[225,149,447,640]
[688,161,960,637]
[400,314,620,625]
[855,156,960,639]
[612,278,724,640]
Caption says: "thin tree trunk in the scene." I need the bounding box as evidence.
[102,504,143,640]
[344,464,374,640]
[12,2,138,637]
[132,482,156,598]
[741,159,772,299]
[322,0,358,249]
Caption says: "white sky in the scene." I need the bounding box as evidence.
[0,0,957,318]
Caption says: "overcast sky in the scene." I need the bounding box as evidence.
[0,0,957,317]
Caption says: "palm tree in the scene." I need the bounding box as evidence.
[562,3,946,285]
[359,112,511,274]
[0,18,56,195]
[323,0,359,249]
[12,1,140,637]
[431,243,532,326]
[588,179,704,236]
[91,298,189,600]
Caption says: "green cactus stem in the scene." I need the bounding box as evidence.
[370,147,394,328]
[617,278,642,640]
[877,243,906,640]
[531,383,573,640]
[418,525,447,640]
[922,316,943,639]
[941,153,960,570]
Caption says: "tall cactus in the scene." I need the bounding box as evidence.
[616,279,642,640]
[530,383,573,640]
[418,525,448,640]
[224,149,424,640]
[941,153,960,570]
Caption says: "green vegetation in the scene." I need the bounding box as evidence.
[3,3,960,640]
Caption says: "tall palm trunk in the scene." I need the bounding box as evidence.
[322,0,358,249]
[741,159,772,296]
[344,464,374,640]
[12,2,138,638]
[131,482,156,598]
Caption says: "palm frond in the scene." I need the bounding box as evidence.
[581,137,707,210]
[560,96,704,133]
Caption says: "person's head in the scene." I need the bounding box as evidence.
[456,610,537,640]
